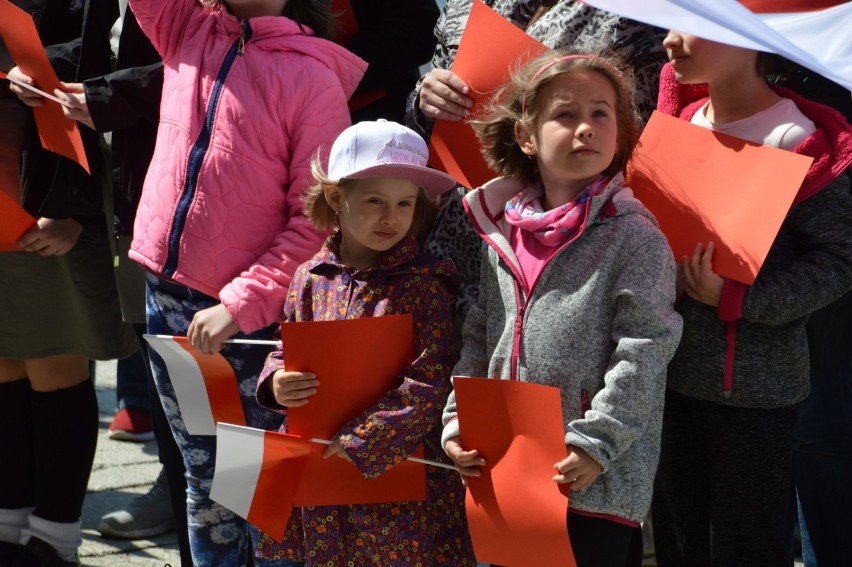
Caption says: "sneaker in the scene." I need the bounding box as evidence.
[10,537,77,567]
[97,469,176,539]
[107,407,154,442]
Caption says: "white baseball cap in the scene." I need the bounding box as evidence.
[327,119,457,198]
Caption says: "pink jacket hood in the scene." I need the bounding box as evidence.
[129,0,367,333]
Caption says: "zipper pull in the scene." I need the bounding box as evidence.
[238,20,247,55]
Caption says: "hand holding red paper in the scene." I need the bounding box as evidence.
[682,242,724,307]
[17,217,83,256]
[418,68,473,122]
[53,82,95,130]
[268,370,319,408]
[5,66,45,106]
[0,0,90,172]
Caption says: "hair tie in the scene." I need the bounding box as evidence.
[521,54,628,115]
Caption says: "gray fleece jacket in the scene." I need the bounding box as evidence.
[442,174,683,524]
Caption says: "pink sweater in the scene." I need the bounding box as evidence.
[129,0,366,332]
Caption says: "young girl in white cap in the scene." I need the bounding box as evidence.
[253,120,476,566]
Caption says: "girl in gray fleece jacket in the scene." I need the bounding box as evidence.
[441,50,683,567]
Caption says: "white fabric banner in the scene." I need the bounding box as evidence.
[581,0,852,90]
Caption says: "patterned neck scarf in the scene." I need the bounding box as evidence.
[503,176,608,247]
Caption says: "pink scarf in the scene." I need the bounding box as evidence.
[503,176,608,247]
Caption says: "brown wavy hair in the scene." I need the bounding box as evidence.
[471,49,641,187]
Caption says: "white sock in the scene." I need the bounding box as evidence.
[20,513,81,562]
[0,507,32,545]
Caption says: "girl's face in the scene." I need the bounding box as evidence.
[325,178,420,270]
[516,71,618,207]
[224,0,288,19]
[663,31,757,85]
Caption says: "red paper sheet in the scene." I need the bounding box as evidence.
[428,0,548,189]
[626,111,813,284]
[0,0,89,173]
[0,188,36,252]
[454,377,575,567]
[281,314,427,506]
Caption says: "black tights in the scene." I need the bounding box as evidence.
[0,378,98,523]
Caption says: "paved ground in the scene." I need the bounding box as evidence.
[82,360,179,566]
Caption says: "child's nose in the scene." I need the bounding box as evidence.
[576,122,594,139]
[663,30,681,48]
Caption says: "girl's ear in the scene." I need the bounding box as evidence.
[323,184,342,213]
[514,120,536,157]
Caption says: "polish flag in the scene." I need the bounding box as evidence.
[144,335,247,436]
[210,423,312,541]
[580,0,851,90]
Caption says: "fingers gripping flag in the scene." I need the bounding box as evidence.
[144,335,247,435]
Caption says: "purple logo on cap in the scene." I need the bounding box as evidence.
[376,138,428,167]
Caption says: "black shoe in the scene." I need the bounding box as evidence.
[10,537,76,567]
[0,541,23,567]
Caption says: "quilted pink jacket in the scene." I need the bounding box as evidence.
[128,0,366,333]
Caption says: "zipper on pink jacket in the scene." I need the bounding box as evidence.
[163,19,253,277]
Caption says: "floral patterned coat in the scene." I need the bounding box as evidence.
[255,231,475,566]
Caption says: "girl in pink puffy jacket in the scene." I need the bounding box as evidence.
[126,0,366,564]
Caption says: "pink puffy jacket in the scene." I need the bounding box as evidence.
[128,0,366,333]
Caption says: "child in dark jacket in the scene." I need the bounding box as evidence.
[652,31,852,567]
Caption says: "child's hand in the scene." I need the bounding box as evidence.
[322,439,352,462]
[269,370,318,408]
[682,242,723,307]
[17,218,83,256]
[444,436,485,486]
[187,304,239,353]
[553,445,602,491]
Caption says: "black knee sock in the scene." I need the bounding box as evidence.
[30,380,99,523]
[0,379,34,509]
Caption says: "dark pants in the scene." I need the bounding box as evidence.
[652,389,796,567]
[794,360,852,567]
[568,512,643,567]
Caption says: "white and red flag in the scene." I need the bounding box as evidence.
[210,423,312,540]
[581,0,851,90]
[144,335,248,435]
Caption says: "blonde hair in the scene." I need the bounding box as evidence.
[471,49,641,187]
[304,155,438,245]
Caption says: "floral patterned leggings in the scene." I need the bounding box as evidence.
[145,274,293,566]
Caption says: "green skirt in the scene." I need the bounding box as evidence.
[0,220,137,361]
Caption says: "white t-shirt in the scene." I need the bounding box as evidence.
[691,98,816,150]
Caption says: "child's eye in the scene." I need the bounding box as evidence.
[368,198,383,205]
[399,200,414,208]
[593,109,609,118]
